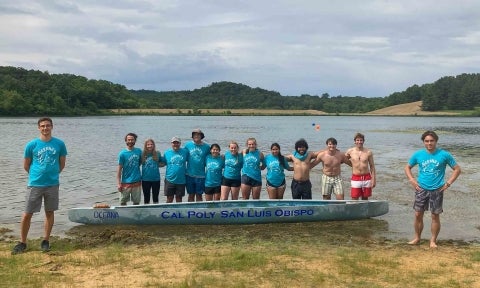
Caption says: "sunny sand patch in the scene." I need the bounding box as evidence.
[367,101,460,116]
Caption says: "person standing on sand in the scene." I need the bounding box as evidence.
[285,138,318,199]
[12,117,67,254]
[405,130,461,248]
[117,133,142,206]
[311,137,351,200]
[345,133,376,200]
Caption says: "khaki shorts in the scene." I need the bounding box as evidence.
[120,182,142,205]
[321,174,344,196]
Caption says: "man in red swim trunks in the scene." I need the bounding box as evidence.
[345,133,376,200]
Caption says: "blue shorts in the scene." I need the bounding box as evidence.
[241,174,262,187]
[413,188,444,214]
[186,175,205,195]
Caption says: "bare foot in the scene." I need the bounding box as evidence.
[430,241,438,248]
[408,239,420,245]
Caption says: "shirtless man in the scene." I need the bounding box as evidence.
[285,138,318,199]
[311,137,351,200]
[345,133,376,200]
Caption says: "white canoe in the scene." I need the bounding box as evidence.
[68,200,388,225]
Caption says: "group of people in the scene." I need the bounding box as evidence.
[116,129,377,206]
[12,118,461,255]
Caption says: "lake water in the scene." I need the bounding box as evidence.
[1,116,479,242]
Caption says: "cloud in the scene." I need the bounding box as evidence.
[1,0,479,97]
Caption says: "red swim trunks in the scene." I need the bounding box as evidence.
[350,174,372,199]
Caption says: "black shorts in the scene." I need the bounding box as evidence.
[266,178,286,188]
[205,186,221,195]
[221,177,241,187]
[291,179,312,199]
[164,179,186,197]
[241,174,262,187]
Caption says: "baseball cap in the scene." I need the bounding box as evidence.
[171,136,181,143]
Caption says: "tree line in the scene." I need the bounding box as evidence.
[1,66,479,116]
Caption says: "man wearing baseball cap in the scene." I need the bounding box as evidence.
[163,136,188,202]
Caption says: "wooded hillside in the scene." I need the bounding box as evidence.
[1,66,479,116]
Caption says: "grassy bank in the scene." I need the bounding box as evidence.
[1,224,479,288]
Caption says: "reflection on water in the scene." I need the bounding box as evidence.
[1,116,479,242]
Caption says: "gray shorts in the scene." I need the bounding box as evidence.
[25,185,59,213]
[413,188,444,214]
[164,179,186,198]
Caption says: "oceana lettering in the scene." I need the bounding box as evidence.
[93,211,119,219]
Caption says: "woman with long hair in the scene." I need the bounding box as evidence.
[241,138,265,199]
[141,139,164,204]
[265,143,292,199]
[221,141,243,200]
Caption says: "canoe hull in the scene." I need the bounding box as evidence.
[68,200,388,225]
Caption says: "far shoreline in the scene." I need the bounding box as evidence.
[105,108,466,117]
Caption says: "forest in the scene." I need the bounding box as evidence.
[0,66,479,116]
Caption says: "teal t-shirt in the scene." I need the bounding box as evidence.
[223,151,243,180]
[408,148,457,190]
[164,148,188,184]
[241,150,264,182]
[205,155,224,187]
[24,137,67,187]
[265,154,290,186]
[141,151,162,181]
[118,147,142,184]
[185,141,210,177]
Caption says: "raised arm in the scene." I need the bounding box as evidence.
[310,150,324,169]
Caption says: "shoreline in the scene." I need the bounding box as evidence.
[106,108,465,116]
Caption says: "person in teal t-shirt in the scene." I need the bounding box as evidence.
[205,143,224,201]
[141,138,164,204]
[405,130,461,248]
[117,133,142,206]
[12,117,67,255]
[265,143,292,199]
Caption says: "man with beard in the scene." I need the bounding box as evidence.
[117,132,142,205]
[285,138,318,199]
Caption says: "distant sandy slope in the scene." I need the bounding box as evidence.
[367,101,460,116]
[110,101,460,116]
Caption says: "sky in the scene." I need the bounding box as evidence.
[1,0,480,97]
